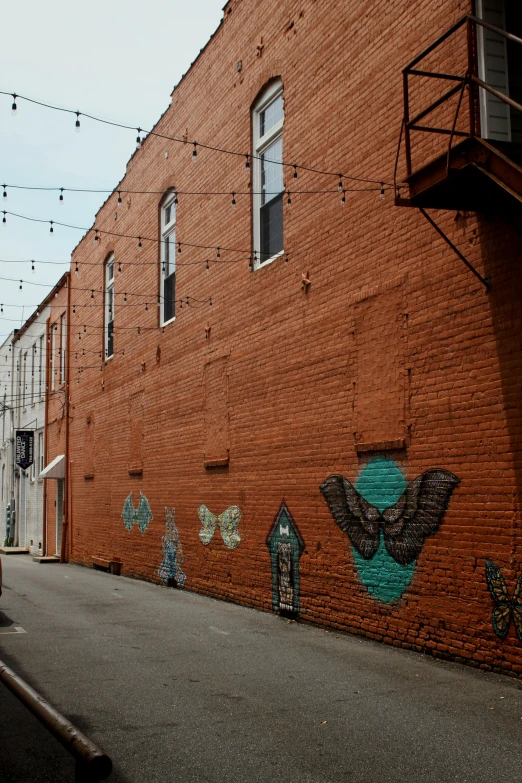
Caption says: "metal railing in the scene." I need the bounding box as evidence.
[395,14,522,193]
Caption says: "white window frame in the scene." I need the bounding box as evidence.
[38,334,45,400]
[160,193,177,326]
[38,431,44,477]
[60,313,66,383]
[22,350,27,409]
[31,342,36,405]
[105,255,115,359]
[252,80,284,270]
[51,325,56,390]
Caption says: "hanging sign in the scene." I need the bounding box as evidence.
[16,430,34,470]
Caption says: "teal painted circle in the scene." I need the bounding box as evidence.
[355,456,406,512]
[352,458,415,603]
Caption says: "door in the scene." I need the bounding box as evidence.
[476,0,511,141]
[56,478,64,555]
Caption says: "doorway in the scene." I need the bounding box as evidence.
[56,478,64,555]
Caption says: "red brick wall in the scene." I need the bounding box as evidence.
[65,0,522,675]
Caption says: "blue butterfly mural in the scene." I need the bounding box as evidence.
[320,458,460,602]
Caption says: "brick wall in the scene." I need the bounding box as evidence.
[65,0,522,675]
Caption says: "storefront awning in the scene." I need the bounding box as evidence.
[39,454,65,479]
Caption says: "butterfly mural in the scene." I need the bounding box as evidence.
[485,560,522,642]
[121,491,153,535]
[198,504,242,549]
[158,507,186,587]
[320,458,460,602]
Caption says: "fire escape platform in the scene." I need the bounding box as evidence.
[396,138,522,212]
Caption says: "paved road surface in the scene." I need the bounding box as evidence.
[1,555,521,783]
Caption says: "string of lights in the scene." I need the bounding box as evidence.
[1,90,392,186]
[1,183,389,200]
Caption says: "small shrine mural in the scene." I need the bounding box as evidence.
[266,501,305,615]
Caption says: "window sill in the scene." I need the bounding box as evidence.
[103,354,114,365]
[254,250,284,271]
[161,316,176,329]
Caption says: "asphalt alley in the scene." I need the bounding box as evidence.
[1,555,521,783]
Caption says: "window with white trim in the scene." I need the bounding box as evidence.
[160,193,176,324]
[31,342,36,404]
[105,255,115,359]
[38,431,44,476]
[39,334,44,400]
[60,313,66,383]
[253,80,284,267]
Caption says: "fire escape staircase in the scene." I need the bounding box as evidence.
[395,15,522,215]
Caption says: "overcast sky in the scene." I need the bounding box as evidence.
[0,0,224,336]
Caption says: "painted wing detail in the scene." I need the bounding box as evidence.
[512,574,522,642]
[486,560,513,639]
[198,504,217,545]
[136,492,153,535]
[217,506,242,549]
[319,474,381,560]
[382,469,460,566]
[121,493,135,531]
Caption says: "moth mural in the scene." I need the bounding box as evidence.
[320,458,460,603]
[198,505,242,549]
[485,560,522,642]
[266,501,305,615]
[158,507,186,587]
[122,491,153,535]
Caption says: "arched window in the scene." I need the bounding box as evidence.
[104,254,115,358]
[252,80,284,268]
[160,192,177,324]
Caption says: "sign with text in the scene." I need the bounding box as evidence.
[15,430,34,470]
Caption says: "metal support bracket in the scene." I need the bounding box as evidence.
[418,208,490,292]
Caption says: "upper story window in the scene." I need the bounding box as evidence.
[59,313,66,384]
[105,255,115,359]
[160,193,176,325]
[253,80,284,268]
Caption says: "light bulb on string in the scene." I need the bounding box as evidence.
[2,212,6,225]
[192,142,198,162]
[341,190,346,207]
[0,305,3,313]
[287,190,291,206]
[11,94,17,115]
[216,247,220,260]
[94,230,99,243]
[138,237,142,252]
[231,192,236,209]
[293,166,298,181]
[380,182,385,199]
[117,191,122,208]
[174,191,178,205]
[145,303,149,311]
[124,293,127,302]
[136,128,142,149]
[338,175,344,192]
[59,188,64,205]
[75,111,81,132]
[31,260,35,273]
[49,221,54,235]
[75,261,79,274]
[245,154,250,171]
[177,242,182,255]
[19,281,22,290]
[117,261,122,273]
[91,290,94,299]
[206,260,209,272]
[2,186,6,199]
